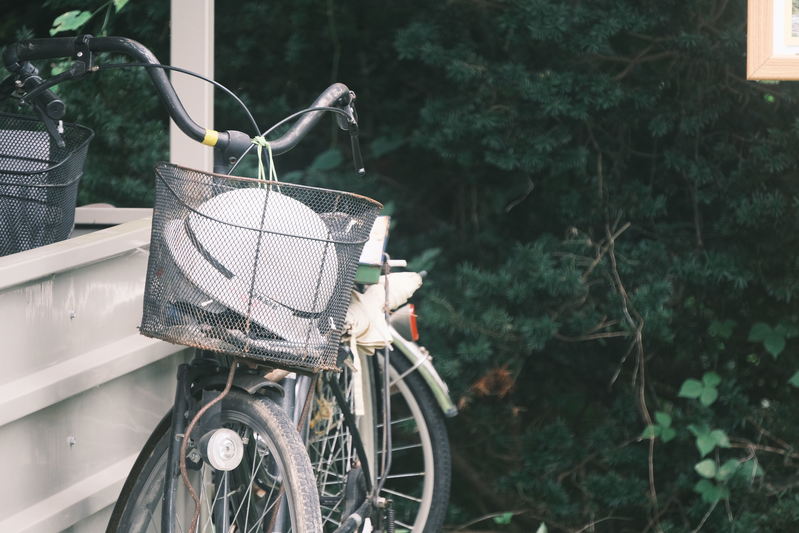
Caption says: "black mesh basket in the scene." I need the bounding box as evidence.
[0,113,94,256]
[141,162,383,372]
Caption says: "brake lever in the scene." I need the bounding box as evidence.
[334,91,366,175]
[348,120,365,176]
[33,104,65,148]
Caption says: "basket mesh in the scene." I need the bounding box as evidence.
[0,113,93,256]
[141,162,382,371]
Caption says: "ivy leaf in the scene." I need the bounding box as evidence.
[654,411,672,427]
[687,423,706,437]
[764,334,786,358]
[694,459,717,478]
[694,479,730,503]
[737,460,765,480]
[775,323,799,339]
[696,433,716,457]
[789,371,799,388]
[50,10,93,35]
[641,425,659,439]
[700,386,719,406]
[702,372,721,387]
[678,379,703,399]
[748,322,772,342]
[113,0,130,12]
[708,319,735,339]
[661,427,677,442]
[710,429,731,448]
[748,322,788,358]
[716,459,740,481]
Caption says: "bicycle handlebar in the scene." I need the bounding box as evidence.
[3,35,357,164]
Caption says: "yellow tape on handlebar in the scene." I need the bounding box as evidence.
[202,129,219,146]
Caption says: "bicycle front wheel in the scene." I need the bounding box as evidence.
[110,389,322,533]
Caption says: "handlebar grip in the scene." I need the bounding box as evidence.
[4,37,77,68]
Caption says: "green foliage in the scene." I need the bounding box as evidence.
[50,10,92,35]
[6,0,799,530]
[678,372,721,406]
[687,424,731,458]
[642,411,676,442]
[748,321,799,358]
[492,512,514,525]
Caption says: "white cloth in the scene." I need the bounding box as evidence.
[344,272,423,356]
[343,272,423,415]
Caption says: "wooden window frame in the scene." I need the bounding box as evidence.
[748,0,799,79]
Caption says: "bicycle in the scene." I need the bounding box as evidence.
[1,34,455,533]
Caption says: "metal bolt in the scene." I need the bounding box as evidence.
[76,51,83,57]
[67,436,76,448]
[69,310,76,319]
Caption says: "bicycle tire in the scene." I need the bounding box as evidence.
[308,350,451,532]
[382,351,451,533]
[108,389,323,533]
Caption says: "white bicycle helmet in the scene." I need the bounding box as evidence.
[163,187,338,345]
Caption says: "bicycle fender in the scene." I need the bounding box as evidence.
[197,372,285,399]
[389,326,458,418]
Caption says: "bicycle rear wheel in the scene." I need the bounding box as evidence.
[308,350,451,532]
[109,389,322,533]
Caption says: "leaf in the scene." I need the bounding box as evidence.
[700,387,719,406]
[695,459,717,478]
[113,0,130,11]
[710,429,731,448]
[536,524,548,533]
[748,322,772,342]
[661,427,677,442]
[654,411,672,428]
[694,479,723,503]
[678,379,703,399]
[716,459,740,481]
[696,433,716,457]
[50,10,93,35]
[737,460,765,479]
[764,333,786,358]
[789,371,799,388]
[309,148,343,171]
[687,423,707,437]
[641,425,659,439]
[708,319,735,339]
[775,323,799,338]
[702,372,721,387]
[493,512,514,525]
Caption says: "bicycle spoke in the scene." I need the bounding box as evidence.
[376,415,415,429]
[382,487,422,503]
[386,471,425,479]
[377,442,422,454]
[395,518,414,529]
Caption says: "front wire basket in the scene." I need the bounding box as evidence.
[0,113,94,256]
[140,162,383,372]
